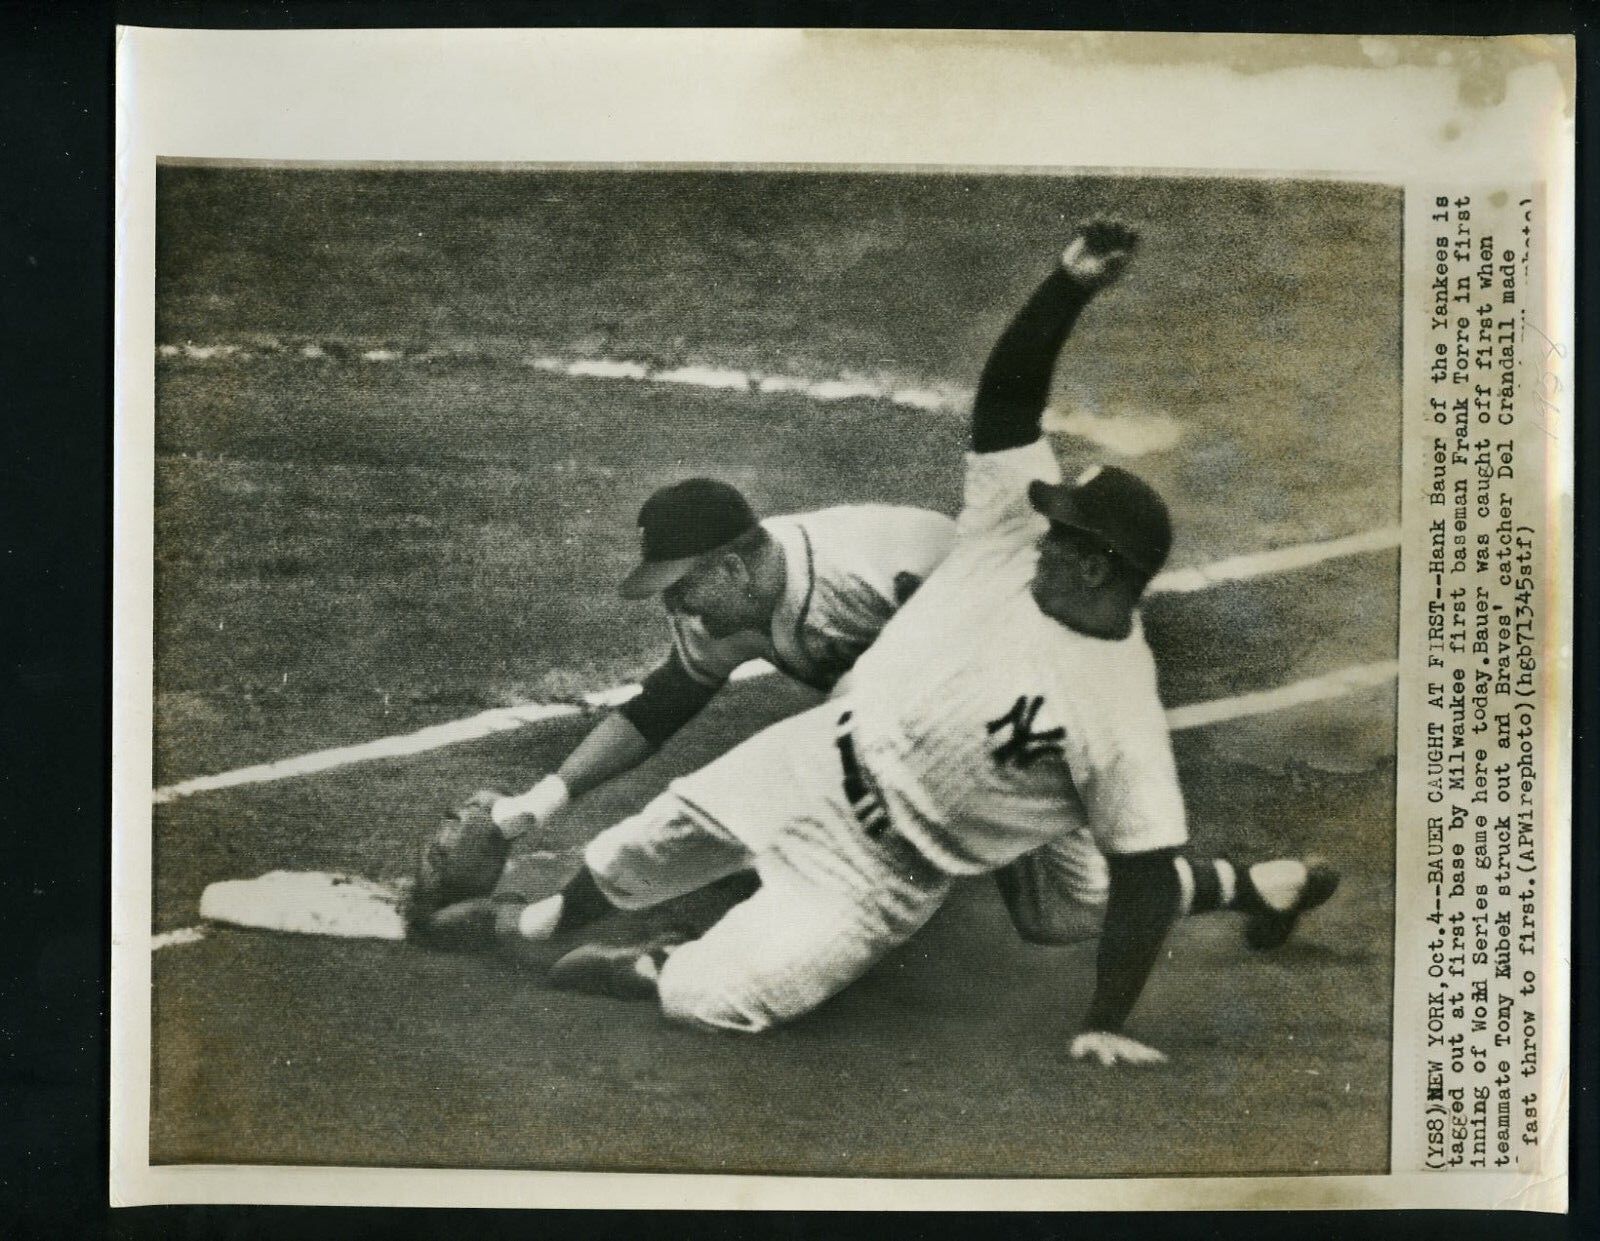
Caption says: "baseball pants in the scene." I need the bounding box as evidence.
[994,829,1111,944]
[582,702,953,1033]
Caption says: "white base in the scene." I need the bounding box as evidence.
[198,870,409,940]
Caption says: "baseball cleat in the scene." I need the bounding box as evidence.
[548,930,692,1002]
[1244,857,1340,951]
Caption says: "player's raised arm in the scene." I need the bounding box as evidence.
[971,220,1139,455]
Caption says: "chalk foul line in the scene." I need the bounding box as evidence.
[152,700,593,805]
[151,525,1398,806]
[1162,659,1397,731]
[1149,526,1400,595]
[156,339,1183,458]
[151,926,209,951]
[151,655,1399,953]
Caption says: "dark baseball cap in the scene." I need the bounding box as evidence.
[1027,464,1172,580]
[619,478,760,599]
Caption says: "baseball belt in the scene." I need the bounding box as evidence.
[834,710,892,839]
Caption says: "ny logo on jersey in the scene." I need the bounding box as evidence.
[985,695,1065,769]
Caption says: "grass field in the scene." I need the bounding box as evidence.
[149,165,1401,1177]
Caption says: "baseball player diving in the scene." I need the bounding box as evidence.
[409,221,1339,1066]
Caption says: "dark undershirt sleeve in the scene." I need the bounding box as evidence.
[1082,847,1182,1032]
[618,653,721,749]
[971,268,1095,455]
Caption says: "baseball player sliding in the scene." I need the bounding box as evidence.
[411,221,1338,1066]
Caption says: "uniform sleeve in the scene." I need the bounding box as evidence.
[772,508,955,689]
[884,509,957,583]
[1056,674,1188,857]
[956,439,1060,544]
[914,510,959,572]
[1081,746,1188,856]
[667,610,769,687]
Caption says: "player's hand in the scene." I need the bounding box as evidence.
[1059,219,1140,291]
[460,788,502,814]
[492,808,542,838]
[1069,1029,1168,1067]
[488,773,571,839]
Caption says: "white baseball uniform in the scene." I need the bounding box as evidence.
[666,504,955,692]
[846,440,1187,871]
[583,438,1187,1032]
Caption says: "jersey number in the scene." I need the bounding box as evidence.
[986,695,1065,769]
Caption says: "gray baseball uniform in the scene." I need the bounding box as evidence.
[667,504,955,692]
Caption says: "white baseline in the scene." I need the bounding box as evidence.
[158,339,1184,458]
[151,526,1399,806]
[150,655,1399,953]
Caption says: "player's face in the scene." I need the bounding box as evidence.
[664,555,755,638]
[1030,524,1095,619]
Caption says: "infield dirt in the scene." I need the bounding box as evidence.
[149,166,1400,1176]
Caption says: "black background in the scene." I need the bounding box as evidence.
[0,0,1592,1237]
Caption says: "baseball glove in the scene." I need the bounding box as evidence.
[405,790,511,932]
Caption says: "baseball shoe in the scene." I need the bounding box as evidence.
[548,928,693,1002]
[1243,857,1340,951]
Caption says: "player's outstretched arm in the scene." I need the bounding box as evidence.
[1070,846,1180,1067]
[971,220,1140,455]
[491,653,720,838]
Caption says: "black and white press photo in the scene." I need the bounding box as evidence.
[114,27,1572,1213]
[147,163,1400,1176]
